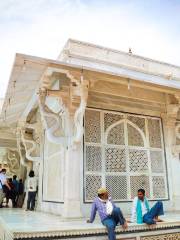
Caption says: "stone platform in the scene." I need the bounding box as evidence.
[0,209,179,240]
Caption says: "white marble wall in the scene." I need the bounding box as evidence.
[37,106,180,217]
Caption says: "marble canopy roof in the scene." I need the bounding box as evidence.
[1,39,180,127]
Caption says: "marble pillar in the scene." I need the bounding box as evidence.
[62,112,83,219]
[161,105,180,210]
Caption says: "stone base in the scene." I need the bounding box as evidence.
[0,209,179,240]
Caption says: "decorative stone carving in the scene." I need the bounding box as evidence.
[73,79,89,144]
[38,69,89,148]
[106,175,128,200]
[6,148,20,174]
[21,123,40,162]
[141,233,180,240]
[85,109,101,143]
[84,108,168,201]
[85,175,102,201]
[16,127,32,169]
[38,88,67,147]
[163,103,180,157]
[105,147,126,172]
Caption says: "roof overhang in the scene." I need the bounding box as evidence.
[1,42,180,126]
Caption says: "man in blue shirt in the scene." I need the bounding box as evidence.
[0,169,11,208]
[87,188,128,240]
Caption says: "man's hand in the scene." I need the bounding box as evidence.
[87,219,91,223]
[122,221,128,230]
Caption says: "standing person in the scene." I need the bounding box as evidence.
[87,188,128,240]
[131,189,164,224]
[26,170,38,211]
[12,175,18,206]
[16,179,25,208]
[5,178,16,208]
[0,169,11,208]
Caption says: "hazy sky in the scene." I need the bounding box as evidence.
[0,0,180,98]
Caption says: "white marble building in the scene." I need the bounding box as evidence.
[0,39,180,239]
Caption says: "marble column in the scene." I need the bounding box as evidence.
[62,112,83,219]
[161,104,180,210]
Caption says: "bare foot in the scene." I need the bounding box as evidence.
[122,221,128,230]
[154,217,163,222]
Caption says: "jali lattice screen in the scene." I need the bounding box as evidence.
[84,108,168,202]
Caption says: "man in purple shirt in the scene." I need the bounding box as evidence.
[87,188,128,240]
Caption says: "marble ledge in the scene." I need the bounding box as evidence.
[12,222,180,239]
[0,209,179,239]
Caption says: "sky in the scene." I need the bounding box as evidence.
[0,0,180,98]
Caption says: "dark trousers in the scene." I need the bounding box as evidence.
[27,191,36,210]
[143,201,164,225]
[102,207,125,240]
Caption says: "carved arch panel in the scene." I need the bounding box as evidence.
[84,108,168,202]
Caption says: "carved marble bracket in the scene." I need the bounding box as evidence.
[38,88,67,147]
[165,101,180,157]
[16,127,32,169]
[172,122,180,158]
[73,79,89,144]
[21,123,41,162]
[6,148,20,174]
[38,68,89,148]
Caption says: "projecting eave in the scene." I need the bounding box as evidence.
[1,52,180,125]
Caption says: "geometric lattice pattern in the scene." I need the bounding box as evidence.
[129,150,148,172]
[152,176,166,198]
[140,233,180,240]
[148,118,162,148]
[127,115,146,133]
[86,145,102,172]
[150,151,164,173]
[84,108,168,202]
[128,124,144,146]
[104,112,124,131]
[130,176,150,199]
[105,148,126,172]
[107,123,124,145]
[106,175,127,200]
[85,175,102,201]
[85,110,101,143]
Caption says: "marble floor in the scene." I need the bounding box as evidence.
[0,209,180,239]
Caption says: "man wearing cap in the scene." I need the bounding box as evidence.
[87,188,128,240]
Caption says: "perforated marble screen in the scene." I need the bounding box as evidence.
[84,108,168,202]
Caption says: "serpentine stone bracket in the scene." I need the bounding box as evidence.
[20,123,41,162]
[38,68,89,148]
[16,127,32,169]
[38,88,67,147]
[166,100,180,157]
[73,79,89,144]
[6,148,20,174]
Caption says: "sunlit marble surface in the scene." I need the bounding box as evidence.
[0,209,179,239]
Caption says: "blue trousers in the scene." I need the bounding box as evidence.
[27,191,36,210]
[102,207,125,240]
[143,201,164,225]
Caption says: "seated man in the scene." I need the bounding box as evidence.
[131,189,164,225]
[87,188,128,240]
